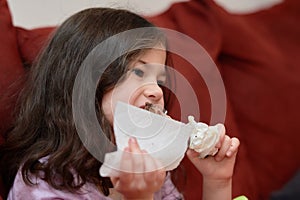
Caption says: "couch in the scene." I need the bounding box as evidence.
[147,0,300,199]
[0,0,54,198]
[1,0,299,199]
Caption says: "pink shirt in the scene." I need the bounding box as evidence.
[8,169,183,200]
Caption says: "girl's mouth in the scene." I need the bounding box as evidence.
[143,102,167,116]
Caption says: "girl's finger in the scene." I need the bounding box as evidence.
[142,149,165,184]
[186,149,200,160]
[142,150,161,184]
[226,137,240,157]
[120,146,134,181]
[128,137,141,152]
[215,124,226,148]
[128,137,144,174]
[215,135,231,161]
[112,147,133,190]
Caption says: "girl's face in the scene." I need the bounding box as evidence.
[102,46,167,125]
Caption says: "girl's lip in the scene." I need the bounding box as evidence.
[139,102,151,110]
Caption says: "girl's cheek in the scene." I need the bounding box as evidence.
[127,88,142,106]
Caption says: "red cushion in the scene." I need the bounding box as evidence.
[16,26,55,66]
[0,0,24,142]
[148,0,300,199]
[148,2,257,199]
[0,0,25,198]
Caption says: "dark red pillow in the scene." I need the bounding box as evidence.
[148,0,300,199]
[147,1,258,199]
[0,0,24,142]
[16,26,55,67]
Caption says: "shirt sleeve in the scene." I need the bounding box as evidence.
[154,172,184,200]
[7,169,110,200]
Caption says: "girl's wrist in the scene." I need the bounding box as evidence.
[202,178,232,200]
[203,177,232,189]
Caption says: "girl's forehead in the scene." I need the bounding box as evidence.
[139,47,166,59]
[130,50,166,69]
[125,44,167,71]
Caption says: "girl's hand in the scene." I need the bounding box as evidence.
[110,137,166,200]
[186,124,240,181]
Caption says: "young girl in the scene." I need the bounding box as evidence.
[0,7,239,200]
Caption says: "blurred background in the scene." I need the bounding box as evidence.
[7,0,283,28]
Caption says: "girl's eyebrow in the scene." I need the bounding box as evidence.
[138,59,147,64]
[138,59,166,68]
[137,59,167,77]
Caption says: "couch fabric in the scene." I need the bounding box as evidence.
[148,0,300,199]
[1,0,300,199]
[0,0,24,144]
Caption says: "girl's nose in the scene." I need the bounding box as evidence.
[143,83,163,102]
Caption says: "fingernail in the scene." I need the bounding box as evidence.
[141,149,147,154]
[217,124,225,133]
[226,151,232,157]
[129,137,137,144]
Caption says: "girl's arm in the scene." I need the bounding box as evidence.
[186,124,240,200]
[202,177,232,200]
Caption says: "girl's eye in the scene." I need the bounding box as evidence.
[157,80,165,87]
[131,68,144,77]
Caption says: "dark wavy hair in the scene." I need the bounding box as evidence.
[0,7,172,197]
